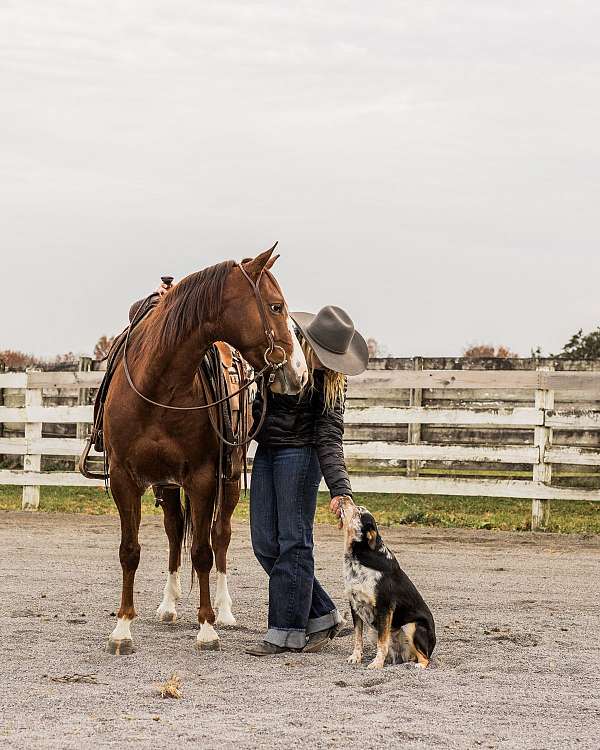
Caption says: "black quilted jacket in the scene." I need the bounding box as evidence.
[252,369,352,498]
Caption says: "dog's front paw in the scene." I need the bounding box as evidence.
[367,658,384,670]
[347,651,363,665]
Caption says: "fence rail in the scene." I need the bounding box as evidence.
[2,362,600,529]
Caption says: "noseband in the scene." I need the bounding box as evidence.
[121,263,289,445]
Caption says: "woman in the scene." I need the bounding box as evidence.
[246,305,368,656]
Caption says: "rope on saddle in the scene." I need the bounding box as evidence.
[199,345,254,514]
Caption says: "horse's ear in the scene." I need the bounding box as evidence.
[265,253,280,270]
[243,242,278,280]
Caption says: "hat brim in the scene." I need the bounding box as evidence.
[291,311,369,376]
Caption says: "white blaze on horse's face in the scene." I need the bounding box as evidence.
[269,317,308,395]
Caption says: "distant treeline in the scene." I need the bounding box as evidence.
[0,350,81,372]
[3,325,600,372]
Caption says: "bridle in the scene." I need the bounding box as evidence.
[238,261,289,381]
[121,262,290,445]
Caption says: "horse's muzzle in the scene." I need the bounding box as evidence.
[269,362,308,395]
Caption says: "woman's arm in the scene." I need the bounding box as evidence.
[314,383,353,498]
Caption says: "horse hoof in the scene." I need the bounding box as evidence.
[106,637,134,655]
[196,638,221,652]
[156,605,177,623]
[216,611,236,627]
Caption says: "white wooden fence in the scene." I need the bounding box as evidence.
[2,366,600,530]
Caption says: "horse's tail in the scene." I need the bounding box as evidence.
[182,492,195,591]
[183,491,193,549]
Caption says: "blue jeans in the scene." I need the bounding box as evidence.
[250,445,342,649]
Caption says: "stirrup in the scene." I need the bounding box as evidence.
[78,434,108,480]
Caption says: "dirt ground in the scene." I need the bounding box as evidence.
[1,512,599,750]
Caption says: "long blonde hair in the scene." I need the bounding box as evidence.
[300,337,346,411]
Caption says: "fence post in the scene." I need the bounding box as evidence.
[532,365,554,530]
[0,361,4,443]
[406,357,423,478]
[22,369,42,510]
[77,357,92,443]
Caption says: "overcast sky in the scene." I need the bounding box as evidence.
[2,1,599,358]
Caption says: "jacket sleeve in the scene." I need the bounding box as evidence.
[314,380,353,498]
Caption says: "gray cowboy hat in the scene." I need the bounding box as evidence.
[291,306,369,376]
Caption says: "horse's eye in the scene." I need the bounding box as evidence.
[270,303,283,314]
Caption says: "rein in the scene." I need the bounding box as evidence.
[121,263,286,444]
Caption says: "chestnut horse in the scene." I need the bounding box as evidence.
[103,248,308,654]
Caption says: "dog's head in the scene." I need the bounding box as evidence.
[415,619,436,662]
[400,619,436,668]
[337,496,381,553]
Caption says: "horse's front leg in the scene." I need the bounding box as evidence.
[185,468,220,651]
[212,478,240,626]
[107,466,143,655]
[156,485,184,623]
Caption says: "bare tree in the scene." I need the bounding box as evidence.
[463,343,518,358]
[51,352,78,366]
[94,335,115,361]
[0,350,38,369]
[367,337,389,358]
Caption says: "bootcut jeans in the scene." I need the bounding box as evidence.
[250,444,342,649]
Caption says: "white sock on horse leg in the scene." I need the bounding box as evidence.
[107,616,134,654]
[196,621,220,650]
[215,571,236,626]
[156,570,181,622]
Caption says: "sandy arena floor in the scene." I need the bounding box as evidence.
[1,511,599,749]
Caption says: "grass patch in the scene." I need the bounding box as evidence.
[1,485,599,534]
[0,486,163,516]
[321,493,600,533]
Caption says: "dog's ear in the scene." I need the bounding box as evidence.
[361,512,379,549]
[366,529,378,550]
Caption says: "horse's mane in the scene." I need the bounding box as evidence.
[139,259,236,354]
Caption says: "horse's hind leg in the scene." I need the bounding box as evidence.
[107,467,142,655]
[156,486,184,623]
[212,478,240,626]
[185,468,220,651]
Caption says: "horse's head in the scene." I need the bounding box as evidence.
[220,246,308,395]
